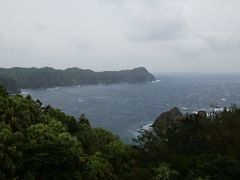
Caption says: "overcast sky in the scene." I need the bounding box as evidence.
[0,0,240,73]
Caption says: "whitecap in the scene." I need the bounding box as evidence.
[221,98,226,101]
[78,98,85,102]
[141,123,153,132]
[151,80,161,83]
[21,90,28,95]
[47,87,59,91]
[213,108,224,112]
[142,123,153,128]
[182,107,189,110]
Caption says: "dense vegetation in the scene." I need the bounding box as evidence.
[1,85,240,179]
[0,67,155,93]
[0,76,20,94]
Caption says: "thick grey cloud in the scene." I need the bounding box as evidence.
[0,0,239,73]
[117,0,188,41]
[35,24,48,31]
[203,33,240,51]
[108,0,240,55]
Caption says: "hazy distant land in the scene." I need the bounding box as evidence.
[0,67,155,93]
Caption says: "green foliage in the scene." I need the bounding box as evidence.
[0,122,23,179]
[22,122,85,179]
[0,67,155,89]
[84,152,117,180]
[0,85,8,97]
[92,128,119,150]
[79,113,91,128]
[105,141,134,175]
[43,107,80,135]
[155,163,179,180]
[137,107,240,179]
[0,77,20,94]
[0,91,133,179]
[1,89,240,179]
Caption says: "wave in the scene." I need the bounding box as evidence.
[78,98,85,102]
[182,107,189,110]
[142,123,153,128]
[151,80,161,83]
[21,90,28,95]
[47,87,59,91]
[141,123,153,132]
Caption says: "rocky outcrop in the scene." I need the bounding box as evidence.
[152,107,183,131]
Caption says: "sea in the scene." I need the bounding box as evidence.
[21,73,240,143]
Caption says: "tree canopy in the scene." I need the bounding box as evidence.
[1,84,240,179]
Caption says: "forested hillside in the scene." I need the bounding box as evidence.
[0,67,155,93]
[0,76,20,94]
[1,85,240,179]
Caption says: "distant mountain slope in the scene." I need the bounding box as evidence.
[0,76,20,94]
[0,67,155,92]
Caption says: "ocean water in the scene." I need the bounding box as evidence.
[22,73,240,143]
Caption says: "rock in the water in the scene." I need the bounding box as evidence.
[152,107,182,130]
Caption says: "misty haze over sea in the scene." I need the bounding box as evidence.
[22,73,240,143]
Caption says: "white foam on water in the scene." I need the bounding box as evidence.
[78,98,85,102]
[21,90,28,95]
[47,87,59,91]
[141,123,153,132]
[142,123,153,128]
[151,80,161,83]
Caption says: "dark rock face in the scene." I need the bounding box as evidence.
[0,67,155,90]
[152,107,183,130]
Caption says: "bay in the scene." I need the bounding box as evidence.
[22,73,240,143]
